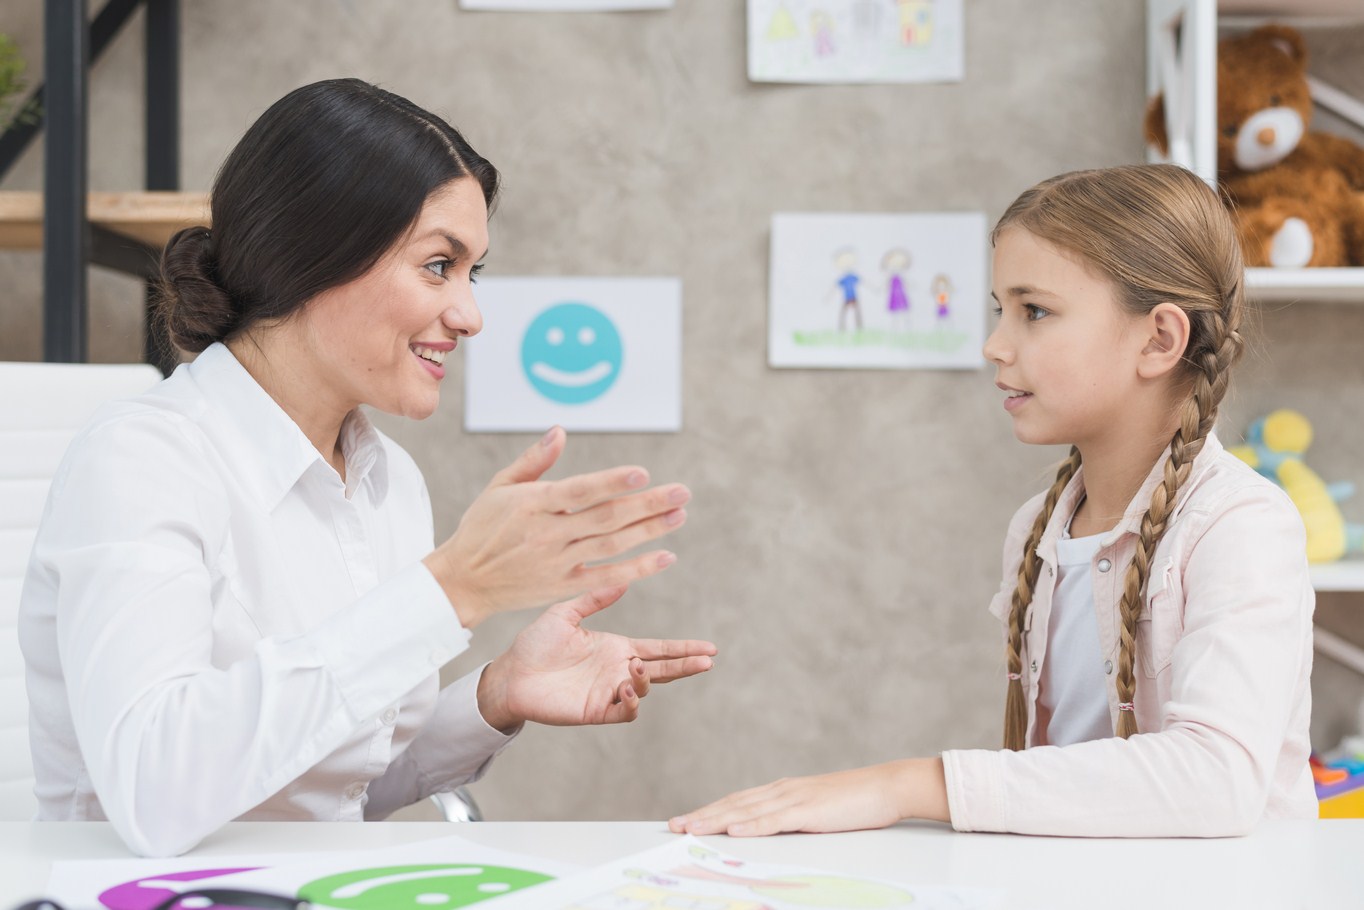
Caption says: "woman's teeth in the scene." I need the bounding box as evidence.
[413,345,447,365]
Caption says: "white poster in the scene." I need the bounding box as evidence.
[768,211,987,370]
[748,0,964,84]
[465,276,682,432]
[461,0,672,10]
[488,836,1004,910]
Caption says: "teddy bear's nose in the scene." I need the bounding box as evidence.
[1257,126,1277,146]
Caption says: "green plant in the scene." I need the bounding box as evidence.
[0,33,41,132]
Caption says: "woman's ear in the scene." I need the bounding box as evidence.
[1137,302,1191,380]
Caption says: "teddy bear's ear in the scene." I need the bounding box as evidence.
[1144,93,1169,154]
[1251,23,1307,67]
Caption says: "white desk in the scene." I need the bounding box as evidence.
[2,819,1362,909]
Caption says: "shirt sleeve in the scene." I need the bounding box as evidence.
[362,663,519,820]
[31,414,472,856]
[942,486,1314,837]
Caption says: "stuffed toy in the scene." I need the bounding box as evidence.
[1229,409,1364,564]
[1145,24,1364,268]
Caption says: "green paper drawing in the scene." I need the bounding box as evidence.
[298,864,552,910]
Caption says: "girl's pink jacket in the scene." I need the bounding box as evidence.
[942,433,1318,836]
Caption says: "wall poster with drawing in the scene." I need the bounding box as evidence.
[768,211,986,370]
[748,0,964,84]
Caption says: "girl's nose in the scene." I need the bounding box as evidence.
[982,323,1009,364]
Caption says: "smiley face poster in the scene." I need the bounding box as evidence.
[464,277,682,432]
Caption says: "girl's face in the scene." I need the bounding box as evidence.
[293,178,489,421]
[983,227,1147,448]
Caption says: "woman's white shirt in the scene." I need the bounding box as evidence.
[18,342,514,857]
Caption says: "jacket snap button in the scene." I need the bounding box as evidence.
[1104,659,1113,675]
[1098,558,1112,572]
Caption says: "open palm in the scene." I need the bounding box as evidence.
[498,586,716,726]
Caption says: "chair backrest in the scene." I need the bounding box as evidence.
[0,361,163,820]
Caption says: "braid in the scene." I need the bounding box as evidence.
[1113,309,1243,737]
[1004,447,1082,750]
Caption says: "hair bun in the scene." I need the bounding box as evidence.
[158,225,238,353]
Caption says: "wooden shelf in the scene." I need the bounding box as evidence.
[1312,560,1364,594]
[0,190,209,251]
[1247,268,1364,304]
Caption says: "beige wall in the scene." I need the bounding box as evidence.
[2,1,1363,822]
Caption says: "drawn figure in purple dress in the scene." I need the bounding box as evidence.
[811,10,835,57]
[881,247,912,327]
[932,272,954,328]
[831,249,863,332]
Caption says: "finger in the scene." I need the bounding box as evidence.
[668,785,780,834]
[643,655,714,683]
[574,549,677,589]
[543,466,652,513]
[632,637,718,661]
[566,508,688,566]
[600,679,641,724]
[567,484,691,539]
[489,426,566,487]
[629,657,651,698]
[555,586,629,624]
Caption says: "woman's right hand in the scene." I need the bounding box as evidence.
[423,426,689,628]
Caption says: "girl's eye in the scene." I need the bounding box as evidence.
[1024,303,1048,321]
[425,259,452,279]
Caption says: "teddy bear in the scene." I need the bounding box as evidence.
[1145,24,1364,268]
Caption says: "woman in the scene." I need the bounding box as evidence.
[18,79,714,857]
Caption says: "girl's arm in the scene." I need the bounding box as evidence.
[670,758,949,836]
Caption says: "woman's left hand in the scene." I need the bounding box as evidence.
[476,586,716,731]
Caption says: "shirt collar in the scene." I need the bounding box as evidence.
[1037,431,1226,556]
[188,343,388,511]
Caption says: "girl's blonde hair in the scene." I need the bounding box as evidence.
[993,164,1246,750]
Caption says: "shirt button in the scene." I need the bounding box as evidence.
[1047,566,1054,577]
[345,782,366,801]
[1098,558,1112,572]
[381,707,398,726]
[1104,659,1113,675]
[1031,660,1038,673]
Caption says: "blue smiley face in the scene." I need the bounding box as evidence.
[520,302,623,405]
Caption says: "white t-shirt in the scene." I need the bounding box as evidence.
[19,342,514,857]
[1036,524,1113,747]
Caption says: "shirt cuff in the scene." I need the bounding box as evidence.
[407,663,520,792]
[941,748,1008,833]
[308,561,471,725]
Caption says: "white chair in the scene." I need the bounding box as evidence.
[0,361,164,820]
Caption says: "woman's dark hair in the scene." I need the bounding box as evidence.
[157,78,499,353]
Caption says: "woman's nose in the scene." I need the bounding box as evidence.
[443,292,483,338]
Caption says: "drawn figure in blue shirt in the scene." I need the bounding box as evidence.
[832,249,863,332]
[881,247,912,326]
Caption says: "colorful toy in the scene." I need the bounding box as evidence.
[1313,748,1364,818]
[1228,409,1364,564]
[1145,24,1364,268]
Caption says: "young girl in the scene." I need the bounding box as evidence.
[671,164,1316,837]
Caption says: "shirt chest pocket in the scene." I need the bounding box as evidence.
[1138,558,1184,678]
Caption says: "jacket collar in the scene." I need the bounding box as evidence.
[1036,431,1226,558]
[187,343,388,511]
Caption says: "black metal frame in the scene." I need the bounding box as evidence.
[1,0,181,373]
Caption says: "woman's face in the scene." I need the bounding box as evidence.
[296,177,489,421]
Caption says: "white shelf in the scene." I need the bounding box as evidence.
[1311,560,1364,593]
[1247,268,1364,304]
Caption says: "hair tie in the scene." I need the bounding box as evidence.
[1117,701,1135,712]
[1006,672,1021,681]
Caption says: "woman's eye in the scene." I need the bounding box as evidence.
[470,263,484,284]
[991,304,1003,317]
[425,259,451,279]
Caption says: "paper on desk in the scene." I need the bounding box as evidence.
[485,834,1004,910]
[45,833,579,909]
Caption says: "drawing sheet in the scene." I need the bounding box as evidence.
[461,1,673,10]
[45,835,579,909]
[487,835,1004,910]
[768,211,986,369]
[748,0,964,84]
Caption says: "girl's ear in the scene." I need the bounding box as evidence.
[1136,302,1191,380]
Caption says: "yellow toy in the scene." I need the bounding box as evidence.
[1229,409,1364,564]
